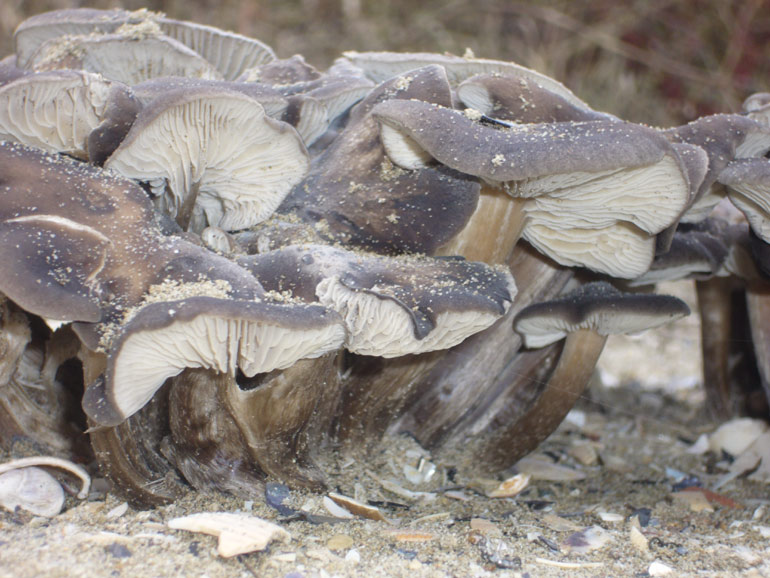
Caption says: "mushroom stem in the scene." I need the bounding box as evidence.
[746,281,770,414]
[397,244,572,449]
[176,180,201,231]
[436,184,527,262]
[473,328,607,472]
[696,277,738,420]
[168,355,341,494]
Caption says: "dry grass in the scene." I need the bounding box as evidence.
[2,1,769,125]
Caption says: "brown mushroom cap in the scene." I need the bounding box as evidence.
[514,281,691,348]
[281,65,481,255]
[0,141,264,333]
[239,243,516,357]
[82,296,345,426]
[456,73,617,124]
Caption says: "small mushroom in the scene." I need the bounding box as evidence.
[465,282,690,471]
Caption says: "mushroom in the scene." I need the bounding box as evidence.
[238,243,516,357]
[340,50,589,109]
[0,70,138,160]
[82,296,345,427]
[280,65,481,255]
[665,114,770,223]
[460,282,690,471]
[718,157,770,243]
[13,8,276,80]
[105,86,309,233]
[371,99,695,277]
[28,30,222,85]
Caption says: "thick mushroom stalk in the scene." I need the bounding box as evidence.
[168,354,341,495]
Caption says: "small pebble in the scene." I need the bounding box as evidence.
[569,441,599,466]
[326,534,354,551]
[344,549,361,564]
[629,525,648,552]
[671,490,714,513]
[105,502,128,520]
[105,542,131,559]
[648,560,674,576]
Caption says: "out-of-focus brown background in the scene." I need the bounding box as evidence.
[1,0,769,126]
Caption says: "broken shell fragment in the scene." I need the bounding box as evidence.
[167,512,290,557]
[0,466,65,517]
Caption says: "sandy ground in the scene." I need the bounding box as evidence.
[1,281,769,578]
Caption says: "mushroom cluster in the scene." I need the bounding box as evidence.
[0,8,767,508]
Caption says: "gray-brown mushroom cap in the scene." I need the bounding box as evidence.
[82,296,346,426]
[372,100,678,182]
[239,244,516,357]
[28,31,222,85]
[514,282,691,348]
[456,73,618,124]
[105,86,309,233]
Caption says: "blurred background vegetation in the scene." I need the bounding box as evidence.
[1,0,769,126]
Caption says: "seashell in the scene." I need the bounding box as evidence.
[516,455,586,481]
[0,466,64,517]
[708,418,768,456]
[561,525,612,554]
[328,492,388,521]
[167,512,290,557]
[486,473,530,498]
